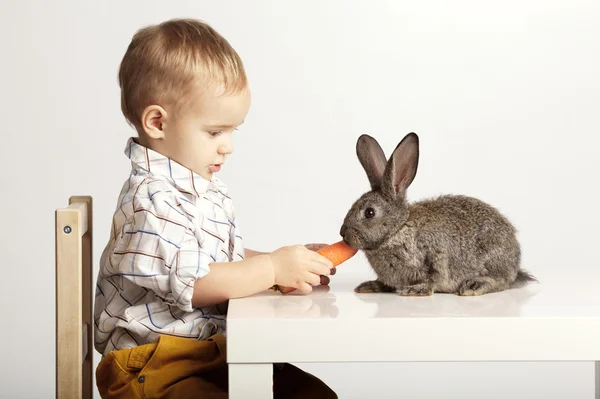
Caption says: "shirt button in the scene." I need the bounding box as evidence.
[138,375,145,383]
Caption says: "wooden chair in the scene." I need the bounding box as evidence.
[55,196,93,399]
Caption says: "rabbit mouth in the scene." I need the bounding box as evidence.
[341,228,374,250]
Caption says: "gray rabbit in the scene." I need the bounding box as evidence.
[340,132,537,296]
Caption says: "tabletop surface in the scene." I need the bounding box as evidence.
[228,268,600,320]
[227,266,600,363]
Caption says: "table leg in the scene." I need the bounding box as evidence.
[229,363,273,399]
[595,361,600,399]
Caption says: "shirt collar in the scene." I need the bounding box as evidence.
[125,137,227,197]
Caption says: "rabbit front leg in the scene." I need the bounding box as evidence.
[395,251,442,296]
[355,280,396,293]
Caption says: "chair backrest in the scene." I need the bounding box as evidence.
[55,196,93,399]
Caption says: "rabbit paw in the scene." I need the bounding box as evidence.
[354,280,396,293]
[398,283,434,297]
[457,278,495,296]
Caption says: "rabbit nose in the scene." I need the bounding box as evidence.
[339,225,347,238]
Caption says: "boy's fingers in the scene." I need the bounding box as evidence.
[309,261,332,277]
[320,275,330,286]
[312,252,333,269]
[329,267,337,276]
[296,282,313,295]
[306,273,321,286]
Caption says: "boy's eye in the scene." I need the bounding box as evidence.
[207,127,239,137]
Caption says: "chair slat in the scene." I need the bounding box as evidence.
[56,196,93,399]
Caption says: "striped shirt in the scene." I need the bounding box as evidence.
[93,138,245,357]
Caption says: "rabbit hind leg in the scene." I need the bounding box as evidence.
[457,276,510,296]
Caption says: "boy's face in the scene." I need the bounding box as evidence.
[143,84,251,181]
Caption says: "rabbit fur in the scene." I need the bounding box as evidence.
[340,132,537,296]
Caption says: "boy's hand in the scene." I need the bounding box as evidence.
[268,245,333,295]
[304,243,337,285]
[271,244,337,294]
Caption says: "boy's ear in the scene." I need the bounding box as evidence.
[141,105,168,140]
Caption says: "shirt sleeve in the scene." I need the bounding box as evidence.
[231,215,245,262]
[222,194,245,262]
[109,184,210,312]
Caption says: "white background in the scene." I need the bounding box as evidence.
[1,0,599,398]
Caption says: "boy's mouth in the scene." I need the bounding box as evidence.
[209,164,222,173]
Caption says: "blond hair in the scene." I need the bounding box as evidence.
[118,18,248,131]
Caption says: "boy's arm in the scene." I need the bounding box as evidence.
[244,248,267,258]
[191,254,275,307]
[191,247,321,305]
[192,245,333,307]
[244,244,326,259]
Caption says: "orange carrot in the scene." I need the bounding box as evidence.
[316,240,359,267]
[270,241,358,294]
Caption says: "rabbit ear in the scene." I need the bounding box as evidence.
[381,133,419,200]
[356,134,387,190]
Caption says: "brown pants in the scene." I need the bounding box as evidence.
[96,334,337,399]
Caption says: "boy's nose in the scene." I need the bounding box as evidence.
[218,139,234,155]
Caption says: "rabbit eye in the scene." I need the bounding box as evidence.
[364,207,375,218]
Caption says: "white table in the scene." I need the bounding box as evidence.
[227,268,600,398]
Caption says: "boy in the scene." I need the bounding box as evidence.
[94,18,338,398]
